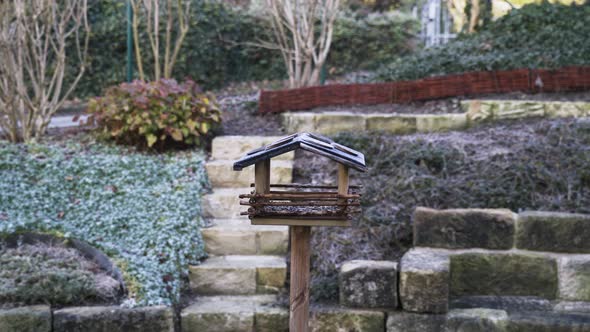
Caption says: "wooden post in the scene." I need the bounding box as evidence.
[289,225,311,332]
[338,164,349,195]
[254,159,271,194]
[338,164,349,214]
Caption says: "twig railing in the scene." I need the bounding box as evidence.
[240,183,361,220]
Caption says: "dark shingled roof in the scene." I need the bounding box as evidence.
[233,132,367,172]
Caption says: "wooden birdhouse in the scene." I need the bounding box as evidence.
[233,132,367,331]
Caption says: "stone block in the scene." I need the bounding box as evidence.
[206,159,292,188]
[254,306,289,332]
[53,306,174,332]
[202,188,247,219]
[516,211,590,253]
[257,227,289,255]
[506,311,590,332]
[256,266,287,293]
[0,306,51,332]
[181,296,257,332]
[446,308,509,332]
[386,312,446,332]
[309,306,385,332]
[211,136,294,161]
[493,101,545,120]
[365,114,417,134]
[314,112,366,135]
[545,102,590,118]
[413,207,516,250]
[464,100,495,123]
[450,252,558,299]
[190,255,285,295]
[281,112,316,133]
[416,114,468,133]
[554,301,590,314]
[450,296,553,313]
[559,256,590,301]
[399,248,450,313]
[202,226,257,255]
[189,257,257,295]
[339,260,398,309]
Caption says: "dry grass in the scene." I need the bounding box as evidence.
[294,117,590,301]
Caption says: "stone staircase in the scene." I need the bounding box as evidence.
[183,136,293,332]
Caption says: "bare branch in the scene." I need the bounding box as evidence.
[262,0,340,88]
[0,0,89,142]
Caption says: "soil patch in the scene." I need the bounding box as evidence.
[219,98,286,136]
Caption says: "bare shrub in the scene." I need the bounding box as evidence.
[0,0,89,142]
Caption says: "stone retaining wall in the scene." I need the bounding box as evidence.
[335,208,590,331]
[0,305,175,332]
[281,100,590,135]
[4,208,590,332]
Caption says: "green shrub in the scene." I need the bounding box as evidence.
[70,1,418,98]
[375,1,590,82]
[329,11,419,74]
[0,142,208,306]
[86,79,221,150]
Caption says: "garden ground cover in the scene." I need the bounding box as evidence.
[0,139,208,306]
[294,117,590,301]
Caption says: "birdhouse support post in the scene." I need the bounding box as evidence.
[338,163,349,205]
[233,133,367,332]
[290,225,311,332]
[254,159,271,194]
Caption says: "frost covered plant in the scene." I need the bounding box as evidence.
[0,141,208,306]
[0,244,119,305]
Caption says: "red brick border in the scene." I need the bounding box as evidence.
[259,67,590,113]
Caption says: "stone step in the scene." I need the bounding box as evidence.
[189,255,286,295]
[180,295,385,332]
[205,159,293,188]
[180,295,285,332]
[202,188,248,219]
[211,135,295,161]
[202,220,288,256]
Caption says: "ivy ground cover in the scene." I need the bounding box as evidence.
[0,140,208,306]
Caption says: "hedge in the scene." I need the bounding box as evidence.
[70,1,418,98]
[375,1,590,82]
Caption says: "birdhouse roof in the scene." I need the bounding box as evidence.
[233,132,367,172]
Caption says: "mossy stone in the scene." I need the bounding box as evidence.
[365,114,418,134]
[386,311,446,332]
[399,248,450,313]
[53,306,174,332]
[446,308,509,332]
[507,311,590,332]
[450,252,558,299]
[255,308,288,332]
[516,211,590,253]
[413,207,515,249]
[559,256,590,301]
[339,260,398,309]
[310,306,385,332]
[0,306,51,332]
